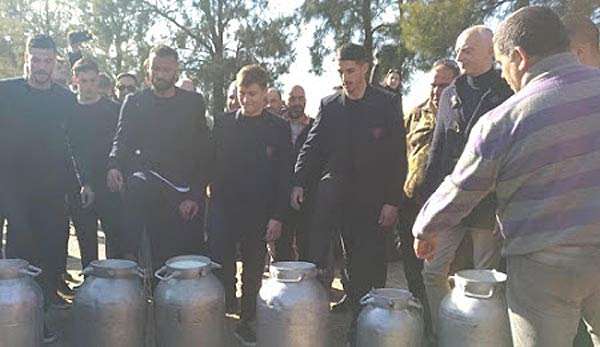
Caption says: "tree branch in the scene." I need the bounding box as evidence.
[142,0,202,42]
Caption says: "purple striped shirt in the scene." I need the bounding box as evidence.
[413,53,600,255]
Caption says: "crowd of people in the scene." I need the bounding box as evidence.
[0,5,599,347]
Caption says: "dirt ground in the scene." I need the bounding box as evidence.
[3,227,408,347]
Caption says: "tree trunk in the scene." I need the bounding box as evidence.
[210,41,225,117]
[361,0,373,59]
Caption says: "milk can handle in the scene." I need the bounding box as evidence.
[359,294,393,309]
[408,297,424,312]
[276,274,304,283]
[20,264,42,277]
[154,266,175,281]
[463,285,495,299]
[210,261,222,270]
[82,266,94,276]
[137,266,147,279]
[448,275,455,288]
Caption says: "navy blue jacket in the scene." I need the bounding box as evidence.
[211,109,293,224]
[294,86,407,208]
[423,70,513,228]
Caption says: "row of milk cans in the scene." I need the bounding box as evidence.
[0,256,511,346]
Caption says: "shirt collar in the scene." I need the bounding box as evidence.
[521,52,580,88]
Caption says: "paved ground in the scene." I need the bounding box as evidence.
[4,227,408,347]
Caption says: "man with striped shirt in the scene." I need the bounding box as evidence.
[413,6,600,346]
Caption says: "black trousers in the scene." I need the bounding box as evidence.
[397,199,432,336]
[68,188,125,269]
[340,203,387,308]
[275,207,310,262]
[303,177,343,286]
[208,200,267,322]
[3,190,66,306]
[122,176,206,272]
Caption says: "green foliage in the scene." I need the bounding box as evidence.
[298,0,400,74]
[0,0,73,76]
[401,0,482,70]
[77,0,154,75]
[147,0,298,115]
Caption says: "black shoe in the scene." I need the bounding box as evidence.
[234,321,256,346]
[57,279,75,298]
[331,295,351,313]
[43,326,59,344]
[62,272,79,284]
[225,297,239,315]
[50,293,71,310]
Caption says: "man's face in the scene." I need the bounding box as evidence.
[266,88,283,113]
[430,66,456,108]
[74,70,99,101]
[238,83,267,117]
[455,32,494,76]
[287,86,306,119]
[337,60,369,98]
[227,84,240,112]
[26,48,56,86]
[385,72,401,90]
[115,76,137,101]
[494,45,523,92]
[148,54,178,92]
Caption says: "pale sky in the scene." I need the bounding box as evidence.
[270,1,506,117]
[269,0,430,117]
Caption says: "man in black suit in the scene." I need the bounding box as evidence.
[292,43,407,338]
[108,45,211,270]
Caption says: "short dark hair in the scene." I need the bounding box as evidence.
[98,73,113,89]
[236,64,268,89]
[26,34,57,53]
[149,44,178,61]
[432,59,460,77]
[563,14,599,48]
[72,58,99,76]
[494,6,570,58]
[336,43,370,63]
[116,72,138,84]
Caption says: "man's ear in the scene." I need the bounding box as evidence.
[514,46,529,71]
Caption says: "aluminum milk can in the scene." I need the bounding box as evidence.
[0,259,43,347]
[438,269,512,347]
[356,288,424,347]
[72,259,146,347]
[154,255,225,347]
[257,261,330,347]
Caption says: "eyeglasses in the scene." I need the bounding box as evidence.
[116,85,137,93]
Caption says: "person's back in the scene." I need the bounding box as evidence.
[413,8,600,346]
[482,57,600,254]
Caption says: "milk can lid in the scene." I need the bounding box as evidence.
[270,261,318,282]
[361,288,423,311]
[86,259,140,278]
[168,259,210,272]
[454,269,507,284]
[452,269,507,299]
[156,255,221,280]
[0,259,29,278]
[166,255,212,266]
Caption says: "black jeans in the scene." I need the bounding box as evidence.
[4,190,66,306]
[68,188,125,268]
[397,199,432,336]
[122,176,206,272]
[208,199,267,322]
